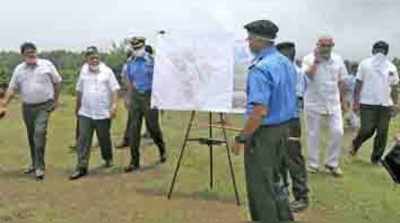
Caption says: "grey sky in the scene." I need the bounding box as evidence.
[1,0,399,59]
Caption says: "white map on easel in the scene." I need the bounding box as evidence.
[152,32,252,113]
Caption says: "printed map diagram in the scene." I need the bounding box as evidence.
[152,33,252,113]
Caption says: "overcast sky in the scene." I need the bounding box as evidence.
[1,0,399,59]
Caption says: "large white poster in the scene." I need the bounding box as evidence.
[152,33,252,113]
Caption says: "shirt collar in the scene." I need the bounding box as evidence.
[253,46,277,62]
[23,60,39,69]
[133,52,152,61]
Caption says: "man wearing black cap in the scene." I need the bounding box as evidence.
[69,46,120,180]
[232,20,296,222]
[351,41,399,165]
[124,37,167,172]
[0,42,62,180]
[277,42,310,213]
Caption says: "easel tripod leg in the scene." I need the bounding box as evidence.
[219,113,241,206]
[209,112,214,189]
[167,111,196,199]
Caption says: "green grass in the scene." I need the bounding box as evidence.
[0,96,400,223]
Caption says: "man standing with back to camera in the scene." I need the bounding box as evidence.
[232,20,297,223]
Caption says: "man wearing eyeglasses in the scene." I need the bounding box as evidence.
[0,42,62,180]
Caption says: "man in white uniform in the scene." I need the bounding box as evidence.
[302,36,348,177]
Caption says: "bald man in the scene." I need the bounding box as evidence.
[302,36,348,177]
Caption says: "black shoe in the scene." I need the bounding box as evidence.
[24,167,35,175]
[103,160,113,168]
[69,169,87,180]
[372,159,383,166]
[124,164,140,173]
[290,198,309,213]
[35,169,45,180]
[160,155,167,163]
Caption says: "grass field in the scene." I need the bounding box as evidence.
[1,96,400,223]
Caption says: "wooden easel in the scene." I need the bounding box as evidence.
[167,111,241,206]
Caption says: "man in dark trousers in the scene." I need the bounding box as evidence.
[277,42,310,212]
[1,42,62,180]
[351,41,399,164]
[124,37,167,172]
[69,46,120,180]
[232,20,297,223]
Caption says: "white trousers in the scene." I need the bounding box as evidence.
[305,109,344,168]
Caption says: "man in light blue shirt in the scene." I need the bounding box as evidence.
[232,20,297,223]
[124,37,166,172]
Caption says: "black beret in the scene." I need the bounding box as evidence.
[276,42,296,51]
[244,20,279,40]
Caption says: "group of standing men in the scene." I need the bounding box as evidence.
[232,19,398,223]
[0,37,167,181]
[0,18,398,223]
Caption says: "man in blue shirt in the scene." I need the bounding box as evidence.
[232,20,297,223]
[277,42,309,213]
[124,37,167,172]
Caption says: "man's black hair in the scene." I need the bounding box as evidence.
[276,42,295,51]
[372,41,389,55]
[20,42,37,54]
[145,45,154,55]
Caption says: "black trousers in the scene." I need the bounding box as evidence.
[287,118,309,201]
[22,100,54,170]
[122,112,132,145]
[353,104,392,162]
[244,124,294,223]
[129,91,166,166]
[76,116,113,170]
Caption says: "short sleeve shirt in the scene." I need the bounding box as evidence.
[8,59,62,104]
[356,55,399,106]
[77,63,120,120]
[246,47,297,125]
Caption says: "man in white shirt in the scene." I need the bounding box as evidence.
[351,41,399,165]
[70,46,120,180]
[342,63,360,129]
[0,42,62,180]
[302,36,347,177]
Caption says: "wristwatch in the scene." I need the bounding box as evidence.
[235,133,250,144]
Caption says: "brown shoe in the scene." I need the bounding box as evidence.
[115,142,129,149]
[124,164,140,173]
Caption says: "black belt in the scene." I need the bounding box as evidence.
[133,90,152,96]
[23,100,53,107]
[260,119,292,128]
